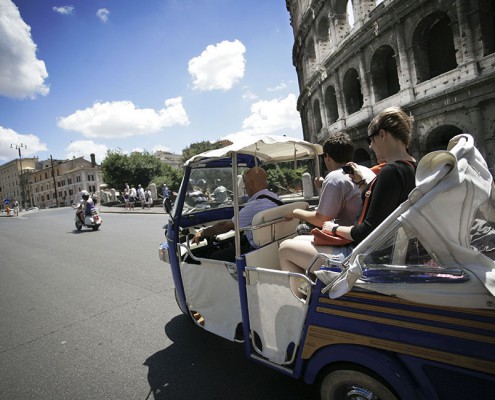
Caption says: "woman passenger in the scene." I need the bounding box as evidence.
[279,106,417,296]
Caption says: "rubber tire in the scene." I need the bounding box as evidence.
[92,225,100,231]
[75,220,82,231]
[320,370,397,400]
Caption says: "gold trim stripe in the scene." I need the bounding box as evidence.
[302,325,495,375]
[333,291,495,317]
[318,298,495,331]
[316,307,495,345]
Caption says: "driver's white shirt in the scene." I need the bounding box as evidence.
[234,189,281,247]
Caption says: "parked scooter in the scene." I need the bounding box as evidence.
[75,208,102,231]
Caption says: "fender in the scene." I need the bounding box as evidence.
[303,344,424,400]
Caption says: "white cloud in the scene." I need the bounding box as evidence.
[188,39,246,91]
[96,8,109,23]
[223,94,302,143]
[57,97,190,138]
[65,140,108,164]
[242,93,301,134]
[267,82,288,92]
[0,0,49,99]
[242,90,258,101]
[0,126,48,161]
[53,6,74,15]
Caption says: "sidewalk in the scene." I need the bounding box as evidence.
[98,205,166,215]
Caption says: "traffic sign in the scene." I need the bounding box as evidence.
[3,199,10,205]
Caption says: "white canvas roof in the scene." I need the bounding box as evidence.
[185,135,323,166]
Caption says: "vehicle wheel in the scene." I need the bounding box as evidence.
[92,225,100,231]
[75,221,82,231]
[320,370,397,400]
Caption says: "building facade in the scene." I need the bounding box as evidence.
[286,0,495,173]
[31,155,103,208]
[0,157,37,209]
[1,155,103,209]
[155,150,183,170]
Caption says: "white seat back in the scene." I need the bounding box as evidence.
[251,201,309,247]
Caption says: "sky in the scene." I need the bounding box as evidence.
[0,0,303,164]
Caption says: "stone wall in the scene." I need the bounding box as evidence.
[286,0,495,174]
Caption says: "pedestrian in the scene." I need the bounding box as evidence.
[129,185,137,210]
[13,200,19,216]
[124,183,130,210]
[137,184,145,209]
[145,187,153,209]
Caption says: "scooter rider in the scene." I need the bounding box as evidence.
[76,190,94,223]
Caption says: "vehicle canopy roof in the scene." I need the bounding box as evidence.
[184,135,323,167]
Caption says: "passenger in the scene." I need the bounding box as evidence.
[279,106,417,297]
[290,132,375,234]
[192,167,282,261]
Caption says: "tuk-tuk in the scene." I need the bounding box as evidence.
[159,134,495,400]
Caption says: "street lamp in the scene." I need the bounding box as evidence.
[10,143,27,209]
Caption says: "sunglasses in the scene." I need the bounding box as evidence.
[367,130,379,145]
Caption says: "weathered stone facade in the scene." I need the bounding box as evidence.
[286,0,495,174]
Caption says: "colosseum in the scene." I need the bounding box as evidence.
[286,0,495,175]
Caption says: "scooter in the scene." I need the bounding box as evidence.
[75,208,102,231]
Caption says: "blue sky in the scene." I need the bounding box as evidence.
[0,0,302,164]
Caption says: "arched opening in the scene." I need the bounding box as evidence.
[305,37,317,76]
[313,99,323,134]
[316,16,331,57]
[347,0,355,28]
[370,45,400,101]
[479,0,495,56]
[343,68,363,115]
[412,13,457,83]
[324,85,339,124]
[425,125,463,152]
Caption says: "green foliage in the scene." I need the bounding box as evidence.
[181,139,232,163]
[266,165,306,193]
[101,150,163,190]
[151,164,183,194]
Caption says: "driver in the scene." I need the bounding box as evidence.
[76,190,95,223]
[191,167,282,260]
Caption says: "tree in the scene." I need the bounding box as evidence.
[151,164,183,195]
[101,150,163,190]
[181,139,231,163]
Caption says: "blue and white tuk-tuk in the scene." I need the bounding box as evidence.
[159,134,495,400]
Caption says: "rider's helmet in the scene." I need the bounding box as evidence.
[81,190,89,200]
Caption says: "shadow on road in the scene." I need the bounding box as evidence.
[144,315,311,400]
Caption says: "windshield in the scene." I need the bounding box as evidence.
[181,167,250,215]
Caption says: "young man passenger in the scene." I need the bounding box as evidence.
[287,132,375,232]
[279,132,375,297]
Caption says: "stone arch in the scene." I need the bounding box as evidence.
[313,99,323,134]
[343,68,363,114]
[370,45,400,102]
[412,12,458,83]
[331,0,352,41]
[424,125,463,152]
[324,85,339,124]
[479,0,495,56]
[316,14,331,58]
[305,37,317,76]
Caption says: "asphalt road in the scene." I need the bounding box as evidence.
[0,208,311,400]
